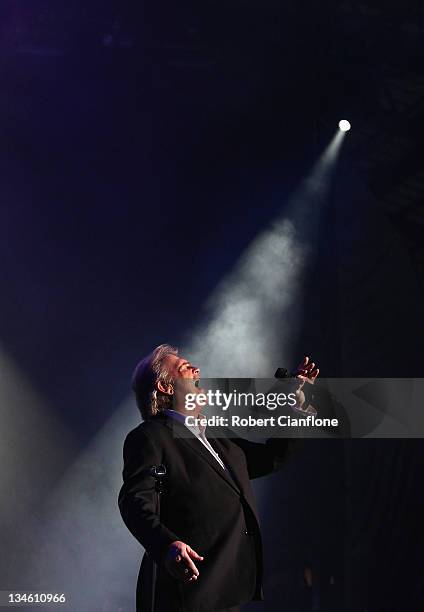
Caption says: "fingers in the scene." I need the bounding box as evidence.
[183,554,199,578]
[186,545,204,562]
[296,356,310,378]
[167,542,205,583]
[301,358,315,374]
[296,356,308,373]
[177,558,198,583]
[173,554,195,582]
[310,367,319,380]
[295,356,319,384]
[175,547,203,582]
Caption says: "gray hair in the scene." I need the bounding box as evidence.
[131,344,178,420]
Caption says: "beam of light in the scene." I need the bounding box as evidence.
[338,119,351,132]
[20,130,347,611]
[179,129,346,548]
[182,130,346,377]
[0,349,76,585]
[20,397,139,611]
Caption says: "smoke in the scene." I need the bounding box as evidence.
[7,131,345,611]
[184,219,307,377]
[20,398,140,611]
[0,349,76,587]
[183,131,345,377]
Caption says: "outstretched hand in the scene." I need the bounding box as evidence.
[292,356,319,385]
[291,356,320,413]
[164,540,204,583]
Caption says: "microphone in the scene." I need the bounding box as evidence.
[150,465,167,478]
[274,367,290,379]
[150,465,167,494]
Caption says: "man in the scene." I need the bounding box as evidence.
[118,344,319,612]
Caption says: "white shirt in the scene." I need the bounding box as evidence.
[164,409,226,471]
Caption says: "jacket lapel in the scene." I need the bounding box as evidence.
[208,437,245,493]
[209,437,261,527]
[162,416,242,495]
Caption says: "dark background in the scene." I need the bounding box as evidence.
[0,2,423,611]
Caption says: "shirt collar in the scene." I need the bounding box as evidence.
[164,408,207,437]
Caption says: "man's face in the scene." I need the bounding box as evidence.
[163,354,200,382]
[160,354,203,414]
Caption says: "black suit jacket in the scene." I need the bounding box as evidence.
[118,413,296,612]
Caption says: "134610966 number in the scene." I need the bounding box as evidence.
[7,593,66,604]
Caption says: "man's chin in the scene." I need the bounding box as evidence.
[191,380,206,396]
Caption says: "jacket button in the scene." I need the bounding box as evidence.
[244,530,249,535]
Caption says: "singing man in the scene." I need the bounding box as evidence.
[118,344,319,612]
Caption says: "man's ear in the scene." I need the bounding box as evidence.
[157,380,174,395]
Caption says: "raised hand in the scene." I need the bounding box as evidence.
[290,356,320,413]
[292,356,319,385]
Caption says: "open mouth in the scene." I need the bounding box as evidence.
[194,379,200,388]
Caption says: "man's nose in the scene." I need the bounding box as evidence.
[192,365,200,376]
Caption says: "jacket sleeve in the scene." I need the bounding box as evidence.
[118,428,179,564]
[230,436,303,479]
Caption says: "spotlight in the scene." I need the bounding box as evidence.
[338,119,351,132]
